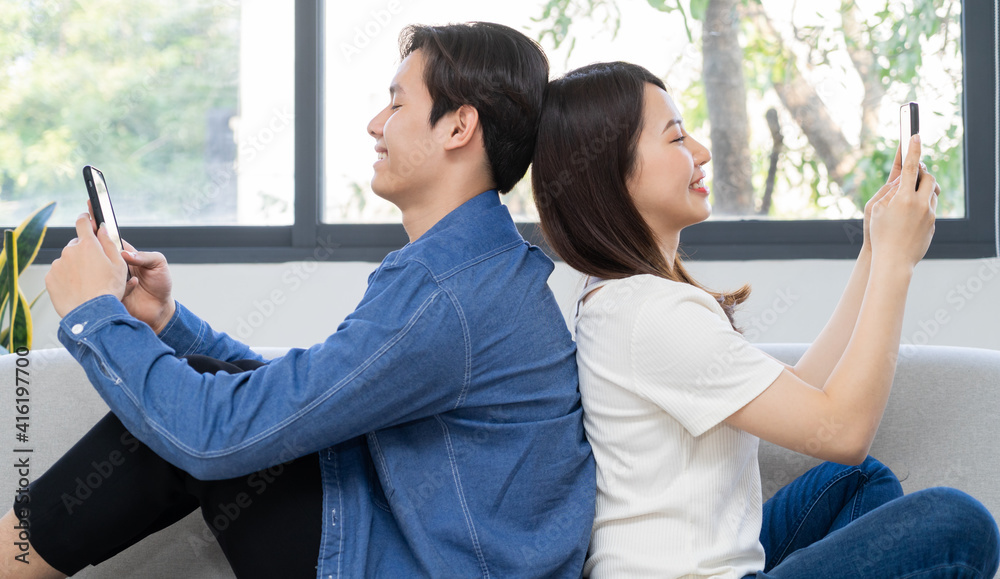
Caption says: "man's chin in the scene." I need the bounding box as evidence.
[369,178,401,205]
[369,176,390,200]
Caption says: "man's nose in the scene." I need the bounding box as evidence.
[368,107,387,137]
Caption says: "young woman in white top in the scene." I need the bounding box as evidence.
[532,61,999,578]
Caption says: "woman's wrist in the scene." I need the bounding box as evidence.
[869,252,915,282]
[858,243,873,263]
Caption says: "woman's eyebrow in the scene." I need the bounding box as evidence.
[662,118,683,133]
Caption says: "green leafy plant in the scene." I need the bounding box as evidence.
[1,202,56,354]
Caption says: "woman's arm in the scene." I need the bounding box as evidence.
[728,258,912,464]
[787,249,870,386]
[787,147,906,386]
[727,138,937,464]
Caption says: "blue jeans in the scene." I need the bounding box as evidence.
[744,457,1000,578]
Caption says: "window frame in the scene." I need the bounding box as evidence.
[31,0,998,264]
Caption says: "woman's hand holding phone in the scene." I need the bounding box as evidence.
[868,134,940,268]
[861,146,905,255]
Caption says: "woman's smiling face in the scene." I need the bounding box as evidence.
[627,83,713,241]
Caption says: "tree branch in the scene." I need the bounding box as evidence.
[741,2,861,195]
[760,108,783,215]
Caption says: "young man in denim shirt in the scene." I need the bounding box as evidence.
[1,23,595,579]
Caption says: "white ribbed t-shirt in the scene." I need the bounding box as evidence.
[574,275,785,579]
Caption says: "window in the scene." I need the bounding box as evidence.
[1,1,294,229]
[5,0,997,262]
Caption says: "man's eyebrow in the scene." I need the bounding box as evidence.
[661,118,683,133]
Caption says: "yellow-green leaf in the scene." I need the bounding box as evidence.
[12,201,56,274]
[1,290,31,351]
[0,235,7,319]
[0,202,55,313]
[0,294,7,339]
[29,289,46,309]
[3,230,18,351]
[10,289,32,351]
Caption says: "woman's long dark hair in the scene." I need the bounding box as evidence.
[531,61,750,330]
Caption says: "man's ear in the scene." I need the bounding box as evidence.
[440,104,481,151]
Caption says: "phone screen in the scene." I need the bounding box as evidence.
[84,166,124,250]
[899,102,919,162]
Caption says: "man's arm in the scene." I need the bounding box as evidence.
[57,263,466,480]
[155,300,262,363]
[118,241,262,363]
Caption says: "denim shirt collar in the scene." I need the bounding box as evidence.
[386,189,526,277]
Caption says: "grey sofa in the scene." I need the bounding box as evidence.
[1,344,998,578]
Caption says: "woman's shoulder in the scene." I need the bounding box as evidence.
[608,274,720,308]
[577,274,725,329]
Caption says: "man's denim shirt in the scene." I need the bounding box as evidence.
[58,190,596,578]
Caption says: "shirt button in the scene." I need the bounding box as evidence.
[71,324,84,335]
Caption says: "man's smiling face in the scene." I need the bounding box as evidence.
[366,50,447,205]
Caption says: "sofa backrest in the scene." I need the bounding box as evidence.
[757,343,1000,518]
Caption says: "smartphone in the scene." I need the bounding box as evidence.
[899,102,919,164]
[82,165,130,280]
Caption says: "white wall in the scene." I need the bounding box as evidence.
[18,257,1000,353]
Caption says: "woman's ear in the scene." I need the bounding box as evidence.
[440,104,481,151]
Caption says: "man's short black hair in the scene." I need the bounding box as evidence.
[399,22,549,194]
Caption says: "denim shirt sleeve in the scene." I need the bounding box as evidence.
[57,263,467,480]
[156,301,262,362]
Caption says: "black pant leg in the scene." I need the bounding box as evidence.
[23,411,200,575]
[190,453,323,579]
[182,354,265,374]
[20,355,323,578]
[182,355,324,579]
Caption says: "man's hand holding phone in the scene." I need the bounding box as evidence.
[84,199,176,333]
[48,162,177,331]
[80,165,176,332]
[45,213,130,317]
[119,240,176,335]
